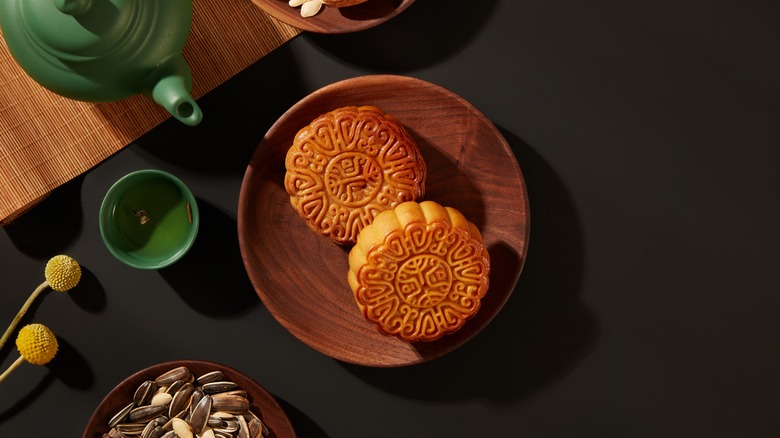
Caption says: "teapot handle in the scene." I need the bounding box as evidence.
[53,0,93,15]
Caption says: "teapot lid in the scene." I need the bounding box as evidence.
[20,0,134,61]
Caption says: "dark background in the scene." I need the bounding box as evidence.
[2,1,779,436]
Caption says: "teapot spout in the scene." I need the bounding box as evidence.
[150,75,203,127]
[142,56,203,127]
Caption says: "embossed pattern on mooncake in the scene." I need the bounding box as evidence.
[285,106,426,245]
[347,201,490,342]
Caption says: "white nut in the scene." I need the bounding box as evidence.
[172,418,193,438]
[301,0,323,17]
[151,392,173,406]
[198,428,216,438]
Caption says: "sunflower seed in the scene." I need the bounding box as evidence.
[202,381,238,394]
[141,420,157,438]
[155,366,191,386]
[211,394,249,414]
[223,389,248,399]
[108,402,134,428]
[189,394,212,434]
[162,410,187,432]
[168,382,195,417]
[128,405,167,423]
[214,420,239,434]
[212,411,234,419]
[196,371,223,385]
[134,380,157,406]
[208,415,226,427]
[189,389,204,416]
[242,410,259,422]
[237,415,250,438]
[164,380,184,396]
[247,418,267,438]
[116,422,146,434]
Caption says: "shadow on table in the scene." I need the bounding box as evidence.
[341,128,600,404]
[69,266,107,314]
[304,0,498,72]
[132,43,308,175]
[159,198,259,318]
[3,175,85,260]
[0,337,92,425]
[276,397,330,438]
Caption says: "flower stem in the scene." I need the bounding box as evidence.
[0,355,25,384]
[0,282,48,350]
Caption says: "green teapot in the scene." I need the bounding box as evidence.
[0,0,203,126]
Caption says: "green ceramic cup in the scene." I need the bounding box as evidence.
[100,170,199,269]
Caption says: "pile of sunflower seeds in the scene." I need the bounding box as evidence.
[103,366,270,438]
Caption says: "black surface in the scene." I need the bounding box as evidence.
[2,1,780,436]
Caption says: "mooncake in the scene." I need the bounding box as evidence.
[347,201,490,342]
[285,106,426,245]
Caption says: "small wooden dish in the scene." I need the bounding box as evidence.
[238,75,530,367]
[82,360,296,438]
[252,0,415,34]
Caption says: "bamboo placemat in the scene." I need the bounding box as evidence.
[0,0,300,225]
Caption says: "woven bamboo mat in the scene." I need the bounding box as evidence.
[0,1,300,225]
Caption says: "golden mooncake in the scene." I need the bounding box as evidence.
[285,106,426,245]
[347,201,490,342]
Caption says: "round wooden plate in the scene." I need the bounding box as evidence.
[238,75,530,367]
[252,0,415,34]
[83,360,296,438]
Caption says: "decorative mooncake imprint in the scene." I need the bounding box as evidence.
[285,106,426,245]
[348,201,490,342]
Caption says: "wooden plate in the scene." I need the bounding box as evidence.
[83,360,296,438]
[238,75,530,367]
[252,0,415,34]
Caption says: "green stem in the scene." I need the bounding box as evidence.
[0,282,48,350]
[0,355,25,384]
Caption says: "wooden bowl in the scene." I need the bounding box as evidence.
[252,0,415,34]
[83,360,296,438]
[238,74,530,367]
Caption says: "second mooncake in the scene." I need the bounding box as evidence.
[347,201,490,342]
[284,106,426,245]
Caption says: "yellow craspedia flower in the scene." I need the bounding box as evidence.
[45,255,81,292]
[15,323,58,365]
[0,255,82,354]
